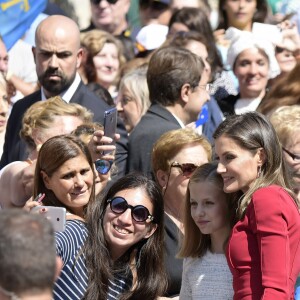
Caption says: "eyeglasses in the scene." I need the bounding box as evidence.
[107,196,154,222]
[95,159,113,175]
[282,147,300,162]
[199,83,213,94]
[91,0,118,4]
[171,161,199,178]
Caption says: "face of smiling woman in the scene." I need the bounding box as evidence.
[233,48,269,99]
[42,153,94,217]
[215,135,262,193]
[102,187,157,260]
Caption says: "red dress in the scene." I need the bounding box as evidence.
[226,185,300,299]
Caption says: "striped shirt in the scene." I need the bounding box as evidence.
[54,220,132,300]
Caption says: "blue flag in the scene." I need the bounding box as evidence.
[0,0,47,50]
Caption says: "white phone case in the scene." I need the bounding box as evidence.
[32,206,66,232]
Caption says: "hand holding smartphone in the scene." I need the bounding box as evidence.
[31,206,66,232]
[103,107,117,155]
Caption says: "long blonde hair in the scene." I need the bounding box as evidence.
[178,162,237,258]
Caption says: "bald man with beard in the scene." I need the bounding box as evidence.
[0,15,128,176]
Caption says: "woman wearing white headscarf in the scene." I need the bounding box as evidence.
[217,28,280,116]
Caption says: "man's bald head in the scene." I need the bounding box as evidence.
[35,15,81,50]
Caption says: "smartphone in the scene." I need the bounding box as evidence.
[252,22,283,45]
[32,206,66,232]
[103,107,117,155]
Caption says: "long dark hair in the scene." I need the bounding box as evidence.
[84,173,167,300]
[216,0,268,30]
[213,112,298,218]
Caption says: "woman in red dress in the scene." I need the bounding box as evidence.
[213,111,300,299]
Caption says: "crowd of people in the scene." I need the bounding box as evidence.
[1,0,300,299]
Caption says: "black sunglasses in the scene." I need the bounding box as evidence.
[282,147,300,162]
[91,0,118,4]
[95,159,113,175]
[171,161,199,177]
[107,196,154,222]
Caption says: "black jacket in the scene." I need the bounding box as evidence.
[0,81,128,176]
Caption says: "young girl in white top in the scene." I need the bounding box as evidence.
[178,162,236,300]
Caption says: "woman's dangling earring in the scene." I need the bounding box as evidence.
[257,165,262,178]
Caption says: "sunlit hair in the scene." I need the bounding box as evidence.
[269,105,300,147]
[213,112,298,218]
[258,61,300,116]
[178,162,237,258]
[147,46,204,106]
[84,173,167,300]
[20,96,93,152]
[168,7,223,78]
[118,65,150,117]
[152,128,212,178]
[34,135,95,217]
[80,29,126,84]
[216,0,268,30]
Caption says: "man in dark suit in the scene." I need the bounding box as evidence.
[127,47,210,176]
[0,15,128,175]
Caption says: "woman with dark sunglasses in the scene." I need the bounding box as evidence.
[152,128,212,298]
[28,133,126,300]
[84,172,167,299]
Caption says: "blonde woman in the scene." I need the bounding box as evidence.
[116,65,150,133]
[178,162,235,299]
[152,128,212,298]
[270,105,300,201]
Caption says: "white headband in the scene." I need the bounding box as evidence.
[226,27,280,79]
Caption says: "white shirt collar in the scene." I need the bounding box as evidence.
[171,112,185,128]
[41,73,81,102]
[234,96,262,115]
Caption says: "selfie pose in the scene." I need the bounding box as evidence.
[34,143,167,300]
[214,112,300,299]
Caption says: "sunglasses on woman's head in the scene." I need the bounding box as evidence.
[95,159,113,175]
[171,161,199,177]
[91,0,118,4]
[107,196,154,222]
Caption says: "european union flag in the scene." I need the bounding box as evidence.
[0,0,47,50]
